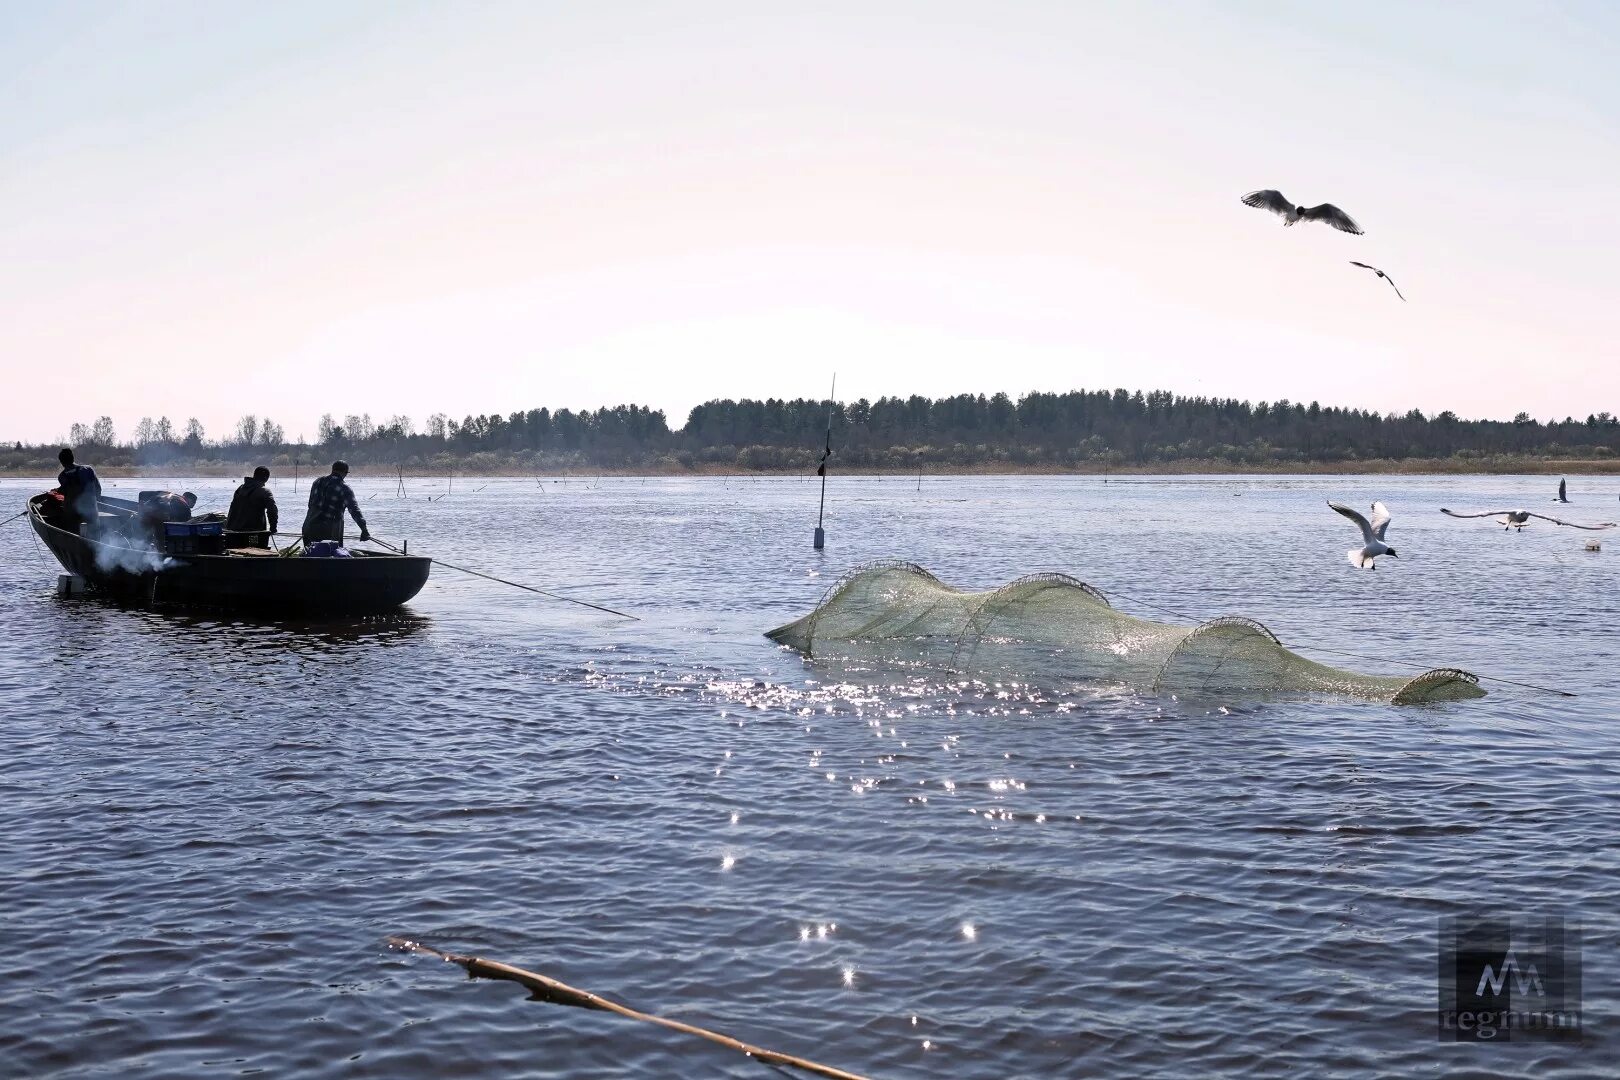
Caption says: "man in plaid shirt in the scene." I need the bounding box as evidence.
[301,460,370,544]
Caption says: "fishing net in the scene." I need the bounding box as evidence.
[767,562,1484,704]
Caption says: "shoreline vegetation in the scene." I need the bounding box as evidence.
[5,458,1620,480]
[7,389,1618,480]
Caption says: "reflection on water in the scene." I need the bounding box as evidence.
[122,607,435,648]
[1,474,1616,1078]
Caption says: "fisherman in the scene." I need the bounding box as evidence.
[302,460,369,544]
[133,490,198,547]
[138,490,197,526]
[226,466,279,548]
[55,447,102,531]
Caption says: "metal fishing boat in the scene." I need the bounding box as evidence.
[27,493,431,613]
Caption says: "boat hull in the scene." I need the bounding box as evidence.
[28,498,431,614]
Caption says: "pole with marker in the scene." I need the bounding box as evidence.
[814,374,835,550]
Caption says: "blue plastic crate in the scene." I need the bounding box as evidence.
[160,519,224,554]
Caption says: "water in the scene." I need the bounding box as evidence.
[2,473,1615,1077]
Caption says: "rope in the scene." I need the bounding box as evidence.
[2,508,30,527]
[1098,583,1576,699]
[368,537,639,621]
[18,505,62,571]
[385,937,873,1080]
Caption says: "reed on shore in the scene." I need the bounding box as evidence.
[6,455,1620,480]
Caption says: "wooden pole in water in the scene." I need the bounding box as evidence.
[814,373,835,549]
[386,937,874,1080]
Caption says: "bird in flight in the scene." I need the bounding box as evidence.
[1555,478,1568,503]
[1440,508,1616,531]
[1242,190,1363,234]
[1349,261,1405,301]
[1331,500,1397,569]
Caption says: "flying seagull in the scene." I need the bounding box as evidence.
[1440,508,1616,531]
[1349,261,1405,301]
[1330,500,1397,569]
[1242,190,1364,234]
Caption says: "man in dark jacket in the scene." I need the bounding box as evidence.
[56,447,102,530]
[138,490,196,525]
[226,467,279,548]
[302,460,369,543]
[133,490,197,545]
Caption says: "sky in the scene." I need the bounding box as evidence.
[3,0,1617,443]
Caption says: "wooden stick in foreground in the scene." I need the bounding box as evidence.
[385,937,874,1080]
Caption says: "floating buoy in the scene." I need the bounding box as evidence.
[1585,539,1601,552]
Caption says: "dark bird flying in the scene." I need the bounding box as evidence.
[1349,261,1406,301]
[1241,189,1363,234]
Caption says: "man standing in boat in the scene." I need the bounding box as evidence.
[302,460,369,544]
[56,447,102,532]
[226,466,279,548]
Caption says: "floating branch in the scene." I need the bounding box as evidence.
[385,937,874,1080]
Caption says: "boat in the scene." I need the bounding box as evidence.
[27,493,432,613]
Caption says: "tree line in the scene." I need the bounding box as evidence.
[7,390,1620,472]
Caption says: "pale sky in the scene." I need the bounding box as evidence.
[3,1,1617,443]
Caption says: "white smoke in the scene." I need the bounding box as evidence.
[93,536,178,575]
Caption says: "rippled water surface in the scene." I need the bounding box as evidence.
[2,473,1616,1077]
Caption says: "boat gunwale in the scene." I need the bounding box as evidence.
[26,494,430,566]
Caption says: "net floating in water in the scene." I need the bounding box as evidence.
[767,561,1485,704]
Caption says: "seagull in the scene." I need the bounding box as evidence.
[1330,500,1397,568]
[1242,190,1364,234]
[1555,478,1568,503]
[1349,261,1405,300]
[1440,508,1616,531]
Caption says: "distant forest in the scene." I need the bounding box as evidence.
[6,390,1620,474]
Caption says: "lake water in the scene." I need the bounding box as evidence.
[2,473,1615,1077]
